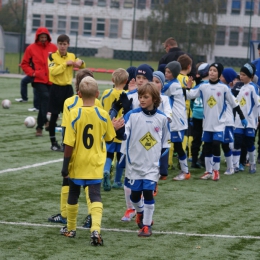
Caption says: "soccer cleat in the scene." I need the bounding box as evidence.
[121,209,136,222]
[249,163,256,174]
[28,107,39,112]
[200,172,212,180]
[82,214,92,228]
[138,225,152,237]
[159,175,167,180]
[153,183,158,196]
[112,182,123,189]
[136,212,144,228]
[173,172,191,181]
[35,128,43,137]
[90,230,103,246]
[239,163,245,171]
[51,141,63,152]
[15,98,27,102]
[102,171,111,191]
[48,213,67,224]
[60,226,76,238]
[212,170,220,181]
[224,168,234,175]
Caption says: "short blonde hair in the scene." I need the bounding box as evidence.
[79,76,98,98]
[138,82,161,108]
[112,68,129,86]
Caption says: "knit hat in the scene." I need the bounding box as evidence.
[240,63,256,78]
[198,63,210,78]
[153,71,165,87]
[222,68,238,84]
[165,61,181,78]
[135,64,154,82]
[157,64,166,74]
[253,74,259,84]
[126,66,137,81]
[209,62,224,78]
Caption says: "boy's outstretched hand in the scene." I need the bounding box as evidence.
[119,92,133,115]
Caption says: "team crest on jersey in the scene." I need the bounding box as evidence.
[139,131,158,150]
[217,92,221,97]
[245,92,249,96]
[207,95,217,108]
[154,126,160,132]
[240,97,246,107]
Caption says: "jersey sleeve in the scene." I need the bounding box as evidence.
[161,118,171,149]
[61,99,70,127]
[48,53,67,76]
[225,87,239,109]
[63,109,77,147]
[186,85,201,100]
[104,114,116,143]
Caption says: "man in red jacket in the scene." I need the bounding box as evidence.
[21,27,57,137]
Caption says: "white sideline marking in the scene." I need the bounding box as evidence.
[0,221,260,240]
[0,159,63,174]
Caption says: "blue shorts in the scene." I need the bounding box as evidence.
[234,127,255,137]
[106,142,121,153]
[170,130,185,143]
[202,131,224,142]
[124,178,156,191]
[223,126,234,143]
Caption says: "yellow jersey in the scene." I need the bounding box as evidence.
[64,106,116,179]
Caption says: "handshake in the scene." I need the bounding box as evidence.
[111,92,133,115]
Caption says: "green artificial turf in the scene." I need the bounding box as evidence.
[1,78,260,260]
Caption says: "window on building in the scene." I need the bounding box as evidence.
[58,0,67,3]
[45,0,54,3]
[215,26,226,45]
[218,0,227,14]
[110,0,120,8]
[245,1,254,15]
[229,27,239,46]
[33,0,41,2]
[45,15,53,33]
[83,18,92,36]
[32,14,41,32]
[71,0,80,4]
[109,19,118,38]
[151,0,159,10]
[231,0,241,15]
[97,0,106,7]
[124,0,133,8]
[70,16,79,35]
[135,20,145,40]
[84,0,93,5]
[137,0,146,9]
[58,16,66,34]
[96,18,105,37]
[242,27,250,46]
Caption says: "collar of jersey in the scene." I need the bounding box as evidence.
[142,106,157,115]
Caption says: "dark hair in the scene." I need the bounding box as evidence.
[177,54,192,70]
[75,69,94,92]
[138,82,161,108]
[57,34,70,44]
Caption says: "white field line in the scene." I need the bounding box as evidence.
[0,221,260,240]
[0,159,63,175]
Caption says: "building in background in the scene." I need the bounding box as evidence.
[24,0,260,65]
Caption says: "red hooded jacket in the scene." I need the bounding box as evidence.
[21,27,57,85]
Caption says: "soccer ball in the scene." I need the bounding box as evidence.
[24,116,36,128]
[2,99,11,109]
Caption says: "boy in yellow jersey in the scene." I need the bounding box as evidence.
[100,68,129,191]
[177,54,195,164]
[48,34,85,152]
[60,76,116,245]
[47,69,101,228]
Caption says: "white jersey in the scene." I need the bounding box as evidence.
[127,89,139,109]
[158,94,172,119]
[161,79,187,131]
[234,82,260,129]
[121,108,170,182]
[186,81,238,132]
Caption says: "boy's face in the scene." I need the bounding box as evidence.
[209,67,218,81]
[239,72,251,84]
[153,77,162,90]
[138,92,154,110]
[58,41,69,56]
[136,75,149,87]
[219,75,227,84]
[165,68,174,80]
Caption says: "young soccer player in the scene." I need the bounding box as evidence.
[233,63,260,174]
[60,76,116,245]
[161,61,190,181]
[120,82,170,236]
[47,69,102,228]
[153,71,172,180]
[48,34,85,151]
[186,63,247,180]
[100,68,129,191]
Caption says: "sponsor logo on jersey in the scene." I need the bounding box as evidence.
[240,97,246,107]
[139,131,158,151]
[207,95,217,108]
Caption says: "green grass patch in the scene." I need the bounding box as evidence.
[1,78,260,259]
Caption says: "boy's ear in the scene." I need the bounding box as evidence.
[96,90,100,98]
[78,91,82,98]
[112,78,115,83]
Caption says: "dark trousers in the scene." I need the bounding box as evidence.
[191,118,203,163]
[33,83,50,130]
[21,76,40,109]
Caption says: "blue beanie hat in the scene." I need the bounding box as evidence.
[126,66,137,81]
[153,71,165,87]
[222,68,238,84]
[135,64,154,82]
[157,64,166,74]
